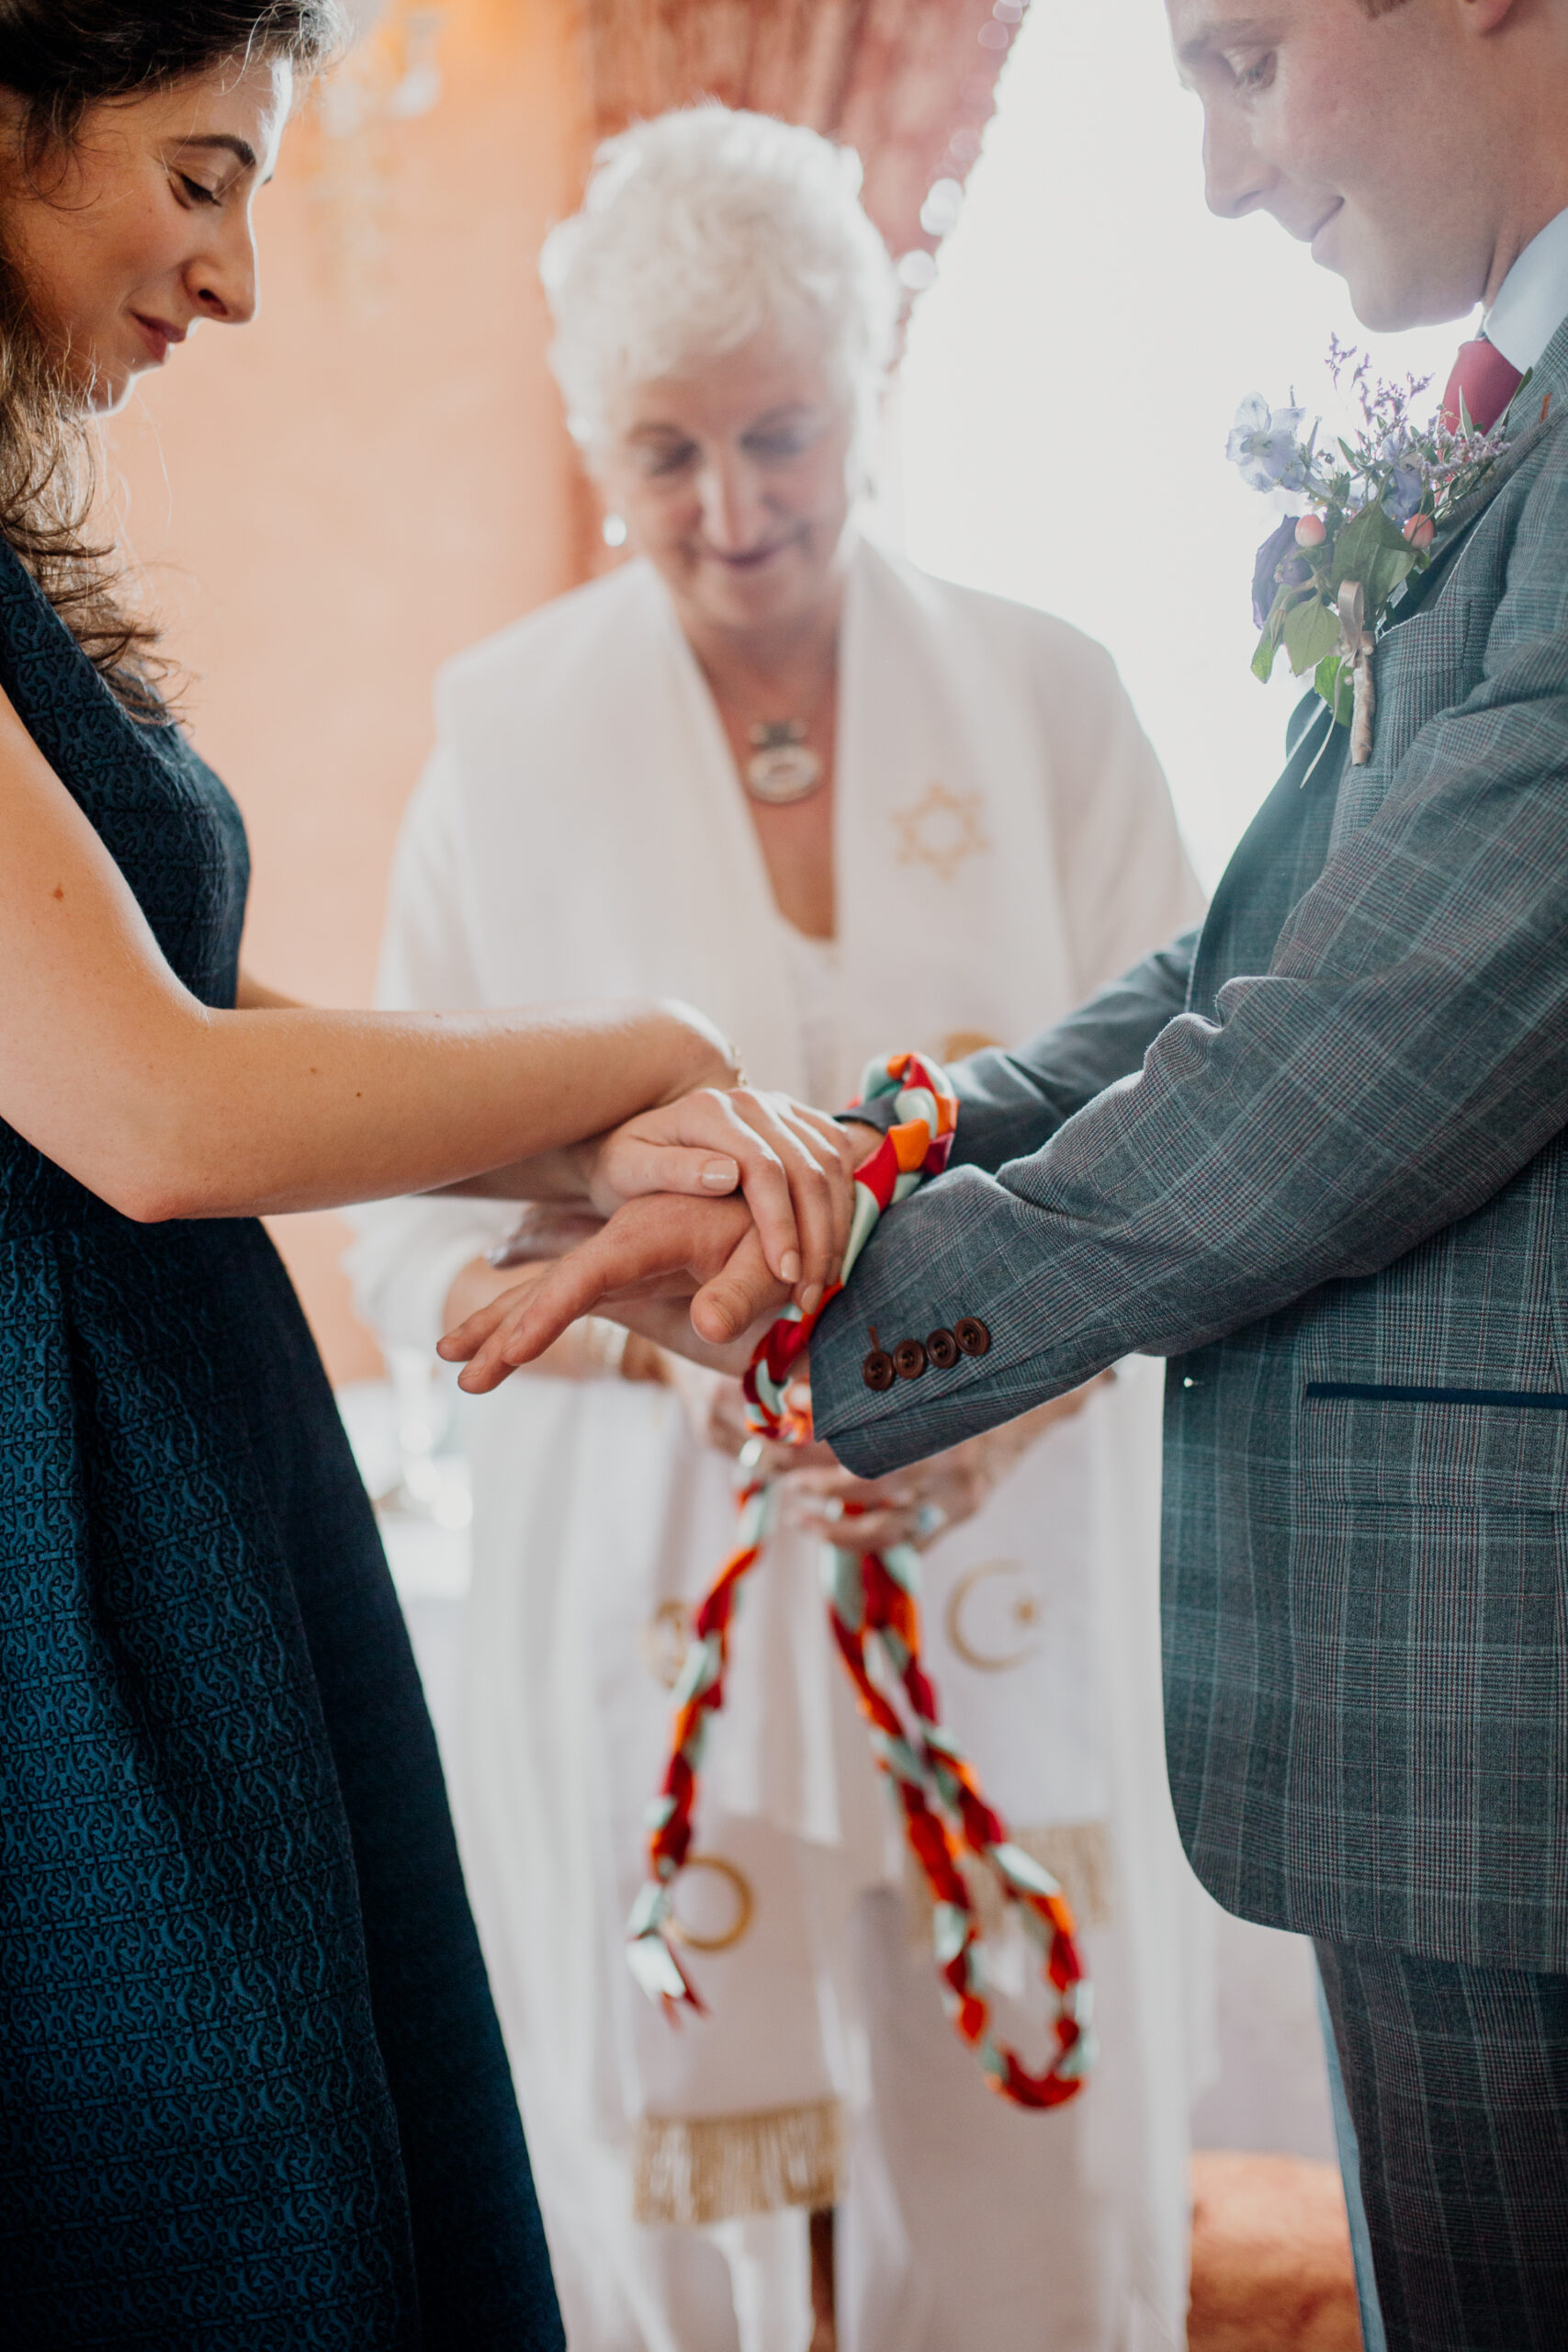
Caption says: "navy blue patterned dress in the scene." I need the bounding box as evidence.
[0,541,564,2349]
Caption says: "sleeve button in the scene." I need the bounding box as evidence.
[893,1338,928,1380]
[926,1328,959,1370]
[862,1348,896,1393]
[954,1317,991,1358]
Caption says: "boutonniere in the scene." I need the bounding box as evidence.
[1230,340,1519,763]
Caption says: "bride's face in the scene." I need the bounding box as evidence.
[599,325,860,639]
[0,56,291,415]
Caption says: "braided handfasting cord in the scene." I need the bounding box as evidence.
[626,1051,1095,2110]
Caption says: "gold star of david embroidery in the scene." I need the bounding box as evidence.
[892,782,990,883]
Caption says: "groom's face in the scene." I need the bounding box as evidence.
[1169,0,1506,329]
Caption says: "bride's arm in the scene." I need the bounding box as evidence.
[234,971,303,1011]
[0,690,845,1291]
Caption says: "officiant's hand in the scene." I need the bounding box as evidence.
[579,1089,860,1312]
[438,1193,790,1392]
[774,1374,1115,1552]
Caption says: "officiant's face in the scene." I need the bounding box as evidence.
[1171,0,1514,329]
[599,326,859,639]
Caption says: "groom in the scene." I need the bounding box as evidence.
[447,3,1568,2342]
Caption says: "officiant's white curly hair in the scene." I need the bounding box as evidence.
[541,105,898,456]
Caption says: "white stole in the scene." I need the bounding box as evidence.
[349,537,1202,2147]
[349,542,1205,2313]
[361,532,1201,1856]
[437,538,1086,1107]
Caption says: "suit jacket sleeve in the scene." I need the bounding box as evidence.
[813,447,1568,1476]
[935,930,1201,1170]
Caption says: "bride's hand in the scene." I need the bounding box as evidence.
[580,1090,862,1312]
[438,1194,792,1392]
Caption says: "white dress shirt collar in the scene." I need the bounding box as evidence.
[1483,205,1568,371]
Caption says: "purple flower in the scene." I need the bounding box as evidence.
[1228,397,1310,492]
[1385,461,1424,525]
[1251,514,1308,629]
[1227,392,1270,454]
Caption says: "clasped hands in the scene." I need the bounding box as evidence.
[439,1082,880,1394]
[437,1079,1113,1548]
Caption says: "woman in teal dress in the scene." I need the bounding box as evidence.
[0,6,856,2342]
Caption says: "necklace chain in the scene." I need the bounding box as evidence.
[703,646,834,808]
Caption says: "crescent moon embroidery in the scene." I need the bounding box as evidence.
[944,1558,1044,1673]
[669,1855,755,1953]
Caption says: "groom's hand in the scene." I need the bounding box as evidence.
[437,1193,793,1392]
[581,1089,860,1313]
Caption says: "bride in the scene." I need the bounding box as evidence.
[352,105,1211,2352]
[0,16,852,2344]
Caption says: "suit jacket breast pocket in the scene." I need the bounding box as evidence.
[1301,1382,1568,1510]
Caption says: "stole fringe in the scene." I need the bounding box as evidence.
[903,1816,1114,1951]
[633,2095,844,2227]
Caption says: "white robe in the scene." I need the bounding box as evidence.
[347,539,1212,2352]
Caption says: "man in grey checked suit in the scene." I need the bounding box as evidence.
[451,0,1568,2343]
[816,4,1568,2343]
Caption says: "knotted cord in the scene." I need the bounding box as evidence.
[626,1053,1095,2109]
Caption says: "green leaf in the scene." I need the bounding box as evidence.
[1329,501,1405,584]
[1250,584,1293,684]
[1315,652,1354,728]
[1329,503,1420,620]
[1282,594,1341,677]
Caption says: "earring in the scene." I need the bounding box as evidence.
[602,513,628,548]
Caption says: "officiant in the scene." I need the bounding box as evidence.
[349,106,1207,2352]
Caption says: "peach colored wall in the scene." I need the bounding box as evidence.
[107,0,591,1383]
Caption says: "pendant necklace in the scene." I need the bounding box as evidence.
[744,718,823,806]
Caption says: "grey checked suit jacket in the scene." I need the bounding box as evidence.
[812,317,1568,1973]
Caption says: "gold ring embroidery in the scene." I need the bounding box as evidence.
[669,1855,755,1952]
[640,1599,693,1690]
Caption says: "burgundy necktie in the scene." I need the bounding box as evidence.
[1440,334,1524,434]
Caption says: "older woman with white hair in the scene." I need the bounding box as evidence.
[350,106,1209,2352]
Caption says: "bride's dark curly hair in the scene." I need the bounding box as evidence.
[0,2,346,707]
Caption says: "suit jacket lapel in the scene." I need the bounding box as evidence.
[1388,311,1568,630]
[1188,695,1347,1016]
[1193,311,1568,1019]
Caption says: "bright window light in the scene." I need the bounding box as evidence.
[898,0,1473,884]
